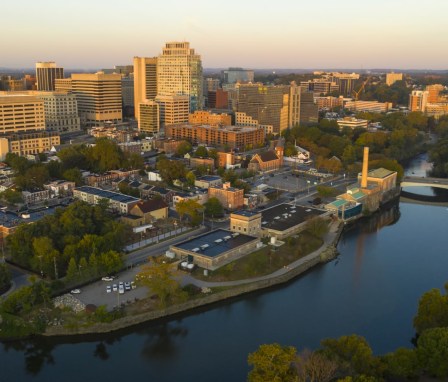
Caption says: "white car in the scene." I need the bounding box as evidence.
[125,282,131,291]
[102,276,114,282]
[70,289,81,294]
[106,285,111,293]
[119,285,125,294]
[112,284,118,292]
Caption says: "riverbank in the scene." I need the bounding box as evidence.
[41,220,344,338]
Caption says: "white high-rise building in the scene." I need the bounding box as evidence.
[37,92,81,134]
[157,42,203,112]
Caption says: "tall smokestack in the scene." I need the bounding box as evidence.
[361,147,369,188]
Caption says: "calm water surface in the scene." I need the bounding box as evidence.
[1,155,448,382]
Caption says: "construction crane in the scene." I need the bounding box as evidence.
[352,76,370,112]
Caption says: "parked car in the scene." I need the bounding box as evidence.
[106,286,112,293]
[70,289,81,294]
[119,285,125,294]
[112,284,118,292]
[125,282,131,291]
[102,276,114,282]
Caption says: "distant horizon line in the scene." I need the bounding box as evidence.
[1,67,447,73]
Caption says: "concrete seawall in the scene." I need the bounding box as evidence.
[44,222,344,337]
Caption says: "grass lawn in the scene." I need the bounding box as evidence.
[191,232,323,282]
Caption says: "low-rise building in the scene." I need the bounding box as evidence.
[248,142,284,173]
[344,100,391,113]
[165,124,265,151]
[44,180,76,196]
[337,117,368,129]
[259,203,328,240]
[0,131,60,160]
[73,186,140,214]
[208,182,244,210]
[22,189,50,205]
[230,210,262,236]
[169,229,260,270]
[189,157,215,170]
[194,175,223,189]
[84,169,139,187]
[189,111,232,126]
[121,199,168,227]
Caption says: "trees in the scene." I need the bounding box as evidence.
[194,145,208,158]
[413,287,448,334]
[204,197,224,217]
[156,157,186,184]
[136,258,186,308]
[304,217,329,240]
[417,327,448,378]
[0,263,11,293]
[382,348,419,380]
[186,171,196,187]
[320,334,377,377]
[175,199,203,226]
[247,343,297,382]
[175,141,192,157]
[295,349,338,382]
[0,189,23,204]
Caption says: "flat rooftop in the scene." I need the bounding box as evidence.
[74,186,140,204]
[260,203,326,232]
[173,229,257,258]
[0,205,62,228]
[232,210,260,218]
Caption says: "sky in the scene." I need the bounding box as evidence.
[1,0,448,70]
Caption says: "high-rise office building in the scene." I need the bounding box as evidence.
[222,68,254,84]
[138,99,159,135]
[409,90,428,112]
[0,95,45,134]
[133,57,157,119]
[155,94,189,126]
[71,72,122,126]
[157,42,203,112]
[35,62,64,91]
[55,78,72,92]
[299,91,318,125]
[329,72,359,96]
[122,76,134,108]
[237,84,290,134]
[386,72,403,86]
[36,92,81,134]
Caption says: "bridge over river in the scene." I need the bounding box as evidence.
[401,176,448,189]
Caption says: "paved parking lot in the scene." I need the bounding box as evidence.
[76,267,148,310]
[258,171,311,192]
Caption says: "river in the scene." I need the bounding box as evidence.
[1,155,448,382]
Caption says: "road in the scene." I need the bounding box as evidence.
[124,225,208,266]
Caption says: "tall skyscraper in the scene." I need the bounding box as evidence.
[133,57,157,119]
[35,62,64,91]
[237,84,290,134]
[71,72,122,126]
[157,42,203,112]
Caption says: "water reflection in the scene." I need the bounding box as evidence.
[2,340,57,376]
[139,321,188,360]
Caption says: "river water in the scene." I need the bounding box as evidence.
[1,155,448,382]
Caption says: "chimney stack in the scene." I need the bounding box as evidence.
[361,147,369,188]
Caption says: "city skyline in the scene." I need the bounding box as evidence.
[1,0,448,70]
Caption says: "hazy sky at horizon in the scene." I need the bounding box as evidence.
[1,0,447,70]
